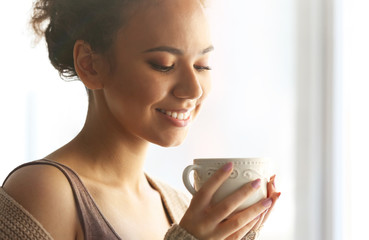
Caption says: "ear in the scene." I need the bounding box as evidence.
[73,40,108,90]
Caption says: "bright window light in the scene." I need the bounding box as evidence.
[342,1,369,239]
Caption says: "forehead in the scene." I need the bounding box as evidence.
[116,0,211,54]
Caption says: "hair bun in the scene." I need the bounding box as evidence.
[30,0,125,79]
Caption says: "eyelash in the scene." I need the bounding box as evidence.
[194,65,212,72]
[151,63,175,72]
[150,63,212,73]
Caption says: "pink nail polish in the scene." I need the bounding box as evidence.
[262,198,273,208]
[222,162,233,172]
[251,179,261,189]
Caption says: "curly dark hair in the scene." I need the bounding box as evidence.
[31,0,135,79]
[31,0,207,80]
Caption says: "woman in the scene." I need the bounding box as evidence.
[0,0,280,239]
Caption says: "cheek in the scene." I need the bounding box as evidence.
[200,74,212,99]
[110,68,171,108]
[133,73,171,103]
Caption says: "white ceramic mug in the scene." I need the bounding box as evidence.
[183,158,269,212]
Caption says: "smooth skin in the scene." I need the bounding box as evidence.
[3,0,280,239]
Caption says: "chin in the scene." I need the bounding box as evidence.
[151,133,188,148]
[160,141,183,148]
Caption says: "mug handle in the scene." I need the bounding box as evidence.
[182,164,201,195]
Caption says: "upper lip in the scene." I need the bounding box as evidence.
[156,107,196,113]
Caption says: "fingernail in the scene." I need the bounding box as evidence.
[251,179,261,189]
[222,162,233,172]
[276,192,281,198]
[262,198,273,208]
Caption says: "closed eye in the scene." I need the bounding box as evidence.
[150,63,175,72]
[194,65,212,72]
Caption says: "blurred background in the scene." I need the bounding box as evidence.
[0,0,368,239]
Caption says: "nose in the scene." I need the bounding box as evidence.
[173,67,203,100]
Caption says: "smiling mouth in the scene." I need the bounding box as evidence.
[156,108,191,120]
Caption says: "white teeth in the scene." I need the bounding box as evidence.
[184,111,190,119]
[160,109,191,120]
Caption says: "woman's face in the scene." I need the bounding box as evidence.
[100,0,213,147]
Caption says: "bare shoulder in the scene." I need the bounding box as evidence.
[3,164,79,240]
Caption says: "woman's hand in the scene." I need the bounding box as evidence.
[249,175,280,237]
[179,162,280,240]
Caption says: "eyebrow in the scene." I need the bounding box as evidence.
[143,45,214,55]
[201,45,215,55]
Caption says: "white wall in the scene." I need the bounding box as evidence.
[342,0,369,239]
[0,2,88,180]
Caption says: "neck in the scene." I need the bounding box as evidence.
[47,99,150,192]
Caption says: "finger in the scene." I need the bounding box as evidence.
[251,175,276,230]
[261,175,279,224]
[224,215,260,240]
[192,162,234,208]
[252,209,267,231]
[252,176,275,230]
[261,191,281,223]
[267,175,276,198]
[217,197,273,238]
[208,178,262,222]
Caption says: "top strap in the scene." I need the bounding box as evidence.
[2,159,121,240]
